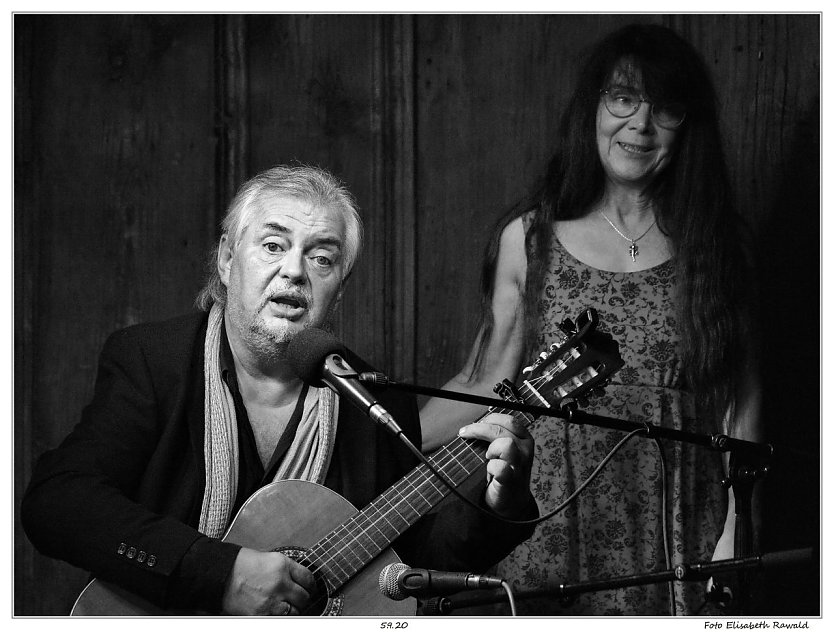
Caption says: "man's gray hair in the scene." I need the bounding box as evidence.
[195,164,363,311]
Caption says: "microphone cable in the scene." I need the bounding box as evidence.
[651,435,675,616]
[530,425,651,524]
[392,415,662,528]
[501,580,518,616]
[395,424,680,616]
[417,579,519,616]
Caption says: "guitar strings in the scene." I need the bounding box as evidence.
[295,378,550,604]
[298,435,486,599]
[293,350,584,609]
[300,436,484,596]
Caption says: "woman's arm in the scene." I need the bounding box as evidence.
[420,217,530,452]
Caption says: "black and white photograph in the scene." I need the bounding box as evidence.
[11,9,822,624]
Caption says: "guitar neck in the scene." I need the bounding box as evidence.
[302,399,538,594]
[300,439,482,593]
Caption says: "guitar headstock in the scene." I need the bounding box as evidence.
[508,308,624,413]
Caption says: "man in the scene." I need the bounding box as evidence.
[21,165,536,615]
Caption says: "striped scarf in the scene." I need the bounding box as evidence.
[198,304,339,538]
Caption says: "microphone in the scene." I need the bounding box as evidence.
[378,562,505,600]
[287,328,404,437]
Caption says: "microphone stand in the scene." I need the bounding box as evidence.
[364,376,774,614]
[364,376,772,457]
[420,548,815,616]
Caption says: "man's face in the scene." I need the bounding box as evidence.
[219,194,347,361]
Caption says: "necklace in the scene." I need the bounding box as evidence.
[598,210,657,262]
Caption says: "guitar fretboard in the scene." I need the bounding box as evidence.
[301,435,485,593]
[300,390,543,595]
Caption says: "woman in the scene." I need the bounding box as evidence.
[419,24,761,615]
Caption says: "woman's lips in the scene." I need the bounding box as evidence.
[618,141,652,154]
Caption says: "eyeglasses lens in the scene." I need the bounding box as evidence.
[603,88,684,129]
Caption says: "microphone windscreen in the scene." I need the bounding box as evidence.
[287,328,344,387]
[378,562,410,601]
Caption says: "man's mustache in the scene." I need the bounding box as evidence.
[259,285,312,311]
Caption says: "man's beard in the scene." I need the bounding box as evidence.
[225,284,335,366]
[228,307,303,366]
[244,314,295,363]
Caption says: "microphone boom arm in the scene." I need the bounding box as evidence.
[361,374,772,457]
[420,548,816,615]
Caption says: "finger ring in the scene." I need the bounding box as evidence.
[280,602,293,616]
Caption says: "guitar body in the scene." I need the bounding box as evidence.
[71,480,416,616]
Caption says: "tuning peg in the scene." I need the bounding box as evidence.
[523,349,551,375]
[559,318,576,335]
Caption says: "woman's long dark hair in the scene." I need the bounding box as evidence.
[473,24,753,429]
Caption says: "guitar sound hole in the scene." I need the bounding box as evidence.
[274,546,338,616]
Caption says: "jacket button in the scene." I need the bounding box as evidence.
[147,555,157,567]
[126,547,137,559]
[137,551,146,563]
[117,543,127,555]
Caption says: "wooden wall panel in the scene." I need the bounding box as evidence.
[215,15,250,211]
[669,14,820,225]
[244,15,416,376]
[14,14,37,620]
[15,14,219,615]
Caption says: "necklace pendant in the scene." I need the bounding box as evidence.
[629,242,638,262]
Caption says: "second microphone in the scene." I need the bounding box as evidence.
[379,562,505,600]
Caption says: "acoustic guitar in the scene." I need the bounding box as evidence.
[71,308,623,616]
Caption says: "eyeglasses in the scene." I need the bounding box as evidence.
[600,87,686,130]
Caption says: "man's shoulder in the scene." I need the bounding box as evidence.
[103,311,209,361]
[115,311,208,337]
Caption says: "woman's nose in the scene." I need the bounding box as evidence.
[628,101,654,132]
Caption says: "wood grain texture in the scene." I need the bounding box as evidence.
[15,14,219,615]
[369,15,417,382]
[14,15,37,619]
[214,15,249,220]
[243,15,416,374]
[667,14,820,226]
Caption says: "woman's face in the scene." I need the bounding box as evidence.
[596,69,679,191]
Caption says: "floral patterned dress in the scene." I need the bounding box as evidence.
[493,217,728,615]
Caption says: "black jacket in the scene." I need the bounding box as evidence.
[21,312,534,613]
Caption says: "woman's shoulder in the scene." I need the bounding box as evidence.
[499,209,538,242]
[519,208,538,231]
[498,215,528,252]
